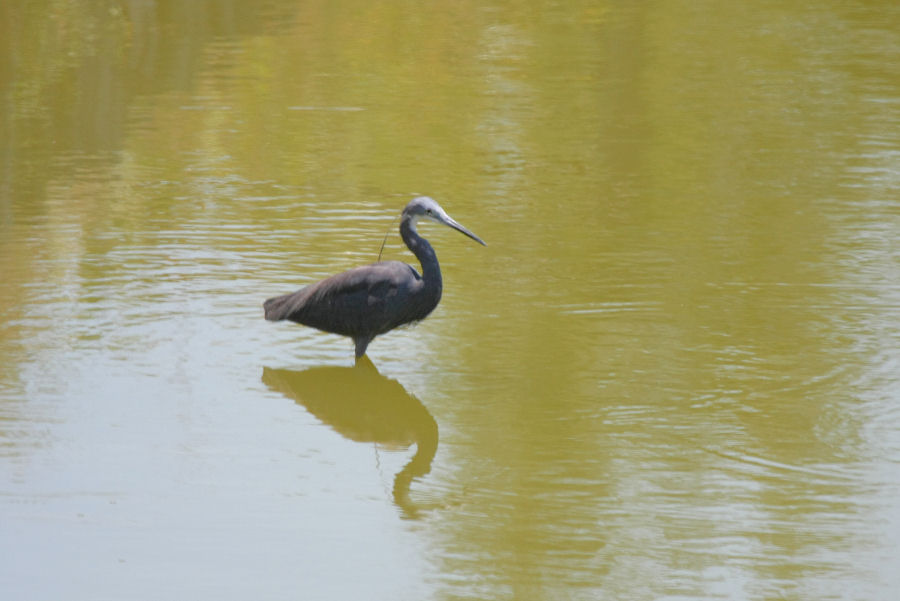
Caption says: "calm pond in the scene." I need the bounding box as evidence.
[2,2,899,600]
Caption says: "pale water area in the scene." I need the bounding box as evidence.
[2,2,899,600]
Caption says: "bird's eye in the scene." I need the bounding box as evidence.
[426,209,433,215]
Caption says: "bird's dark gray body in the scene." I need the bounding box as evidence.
[264,197,485,359]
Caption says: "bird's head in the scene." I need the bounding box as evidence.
[403,196,487,246]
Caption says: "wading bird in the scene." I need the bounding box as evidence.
[264,196,486,359]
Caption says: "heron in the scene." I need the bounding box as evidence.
[263,196,486,359]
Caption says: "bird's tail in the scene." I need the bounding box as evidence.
[263,293,292,321]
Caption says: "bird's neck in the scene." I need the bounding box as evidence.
[401,220,443,290]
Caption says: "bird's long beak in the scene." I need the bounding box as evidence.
[440,213,487,246]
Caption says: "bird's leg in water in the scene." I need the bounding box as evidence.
[354,336,372,361]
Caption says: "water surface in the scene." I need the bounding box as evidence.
[2,2,899,599]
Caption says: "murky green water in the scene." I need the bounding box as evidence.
[2,1,899,599]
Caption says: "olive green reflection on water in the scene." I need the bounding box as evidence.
[2,1,899,600]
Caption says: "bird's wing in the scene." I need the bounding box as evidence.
[314,262,415,301]
[268,262,420,336]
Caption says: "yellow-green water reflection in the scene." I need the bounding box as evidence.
[263,359,438,520]
[2,1,898,599]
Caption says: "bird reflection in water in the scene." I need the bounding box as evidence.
[261,357,438,519]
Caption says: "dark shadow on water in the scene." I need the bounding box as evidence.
[262,357,438,519]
